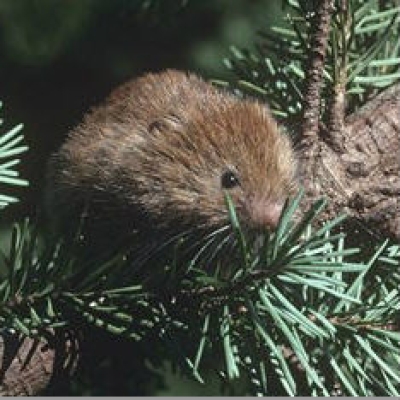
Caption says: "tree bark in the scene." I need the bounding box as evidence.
[296,0,399,242]
[300,0,334,141]
[0,330,80,395]
[299,82,400,242]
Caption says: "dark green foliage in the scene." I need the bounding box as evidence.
[0,190,399,395]
[0,103,28,209]
[221,0,400,122]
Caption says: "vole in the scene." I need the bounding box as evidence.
[45,70,296,269]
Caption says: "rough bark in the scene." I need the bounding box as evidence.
[297,0,399,241]
[0,330,80,395]
[301,0,334,141]
[299,75,400,242]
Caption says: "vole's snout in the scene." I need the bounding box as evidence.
[246,200,283,231]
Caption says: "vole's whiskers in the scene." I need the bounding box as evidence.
[185,224,231,269]
[200,229,235,269]
[131,227,195,268]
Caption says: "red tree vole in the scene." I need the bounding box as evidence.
[46,70,296,265]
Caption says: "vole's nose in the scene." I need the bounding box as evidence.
[247,201,283,230]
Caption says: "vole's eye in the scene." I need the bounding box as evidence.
[221,170,240,189]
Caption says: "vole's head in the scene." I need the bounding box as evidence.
[47,71,297,267]
[121,82,297,234]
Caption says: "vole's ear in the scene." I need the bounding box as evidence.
[148,113,183,135]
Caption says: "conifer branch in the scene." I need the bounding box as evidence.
[301,0,334,141]
[325,0,350,152]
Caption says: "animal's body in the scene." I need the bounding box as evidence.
[46,70,296,267]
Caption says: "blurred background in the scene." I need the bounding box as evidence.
[0,0,281,224]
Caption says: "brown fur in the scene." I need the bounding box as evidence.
[46,70,296,246]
